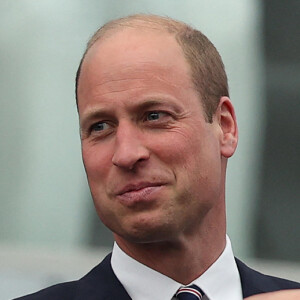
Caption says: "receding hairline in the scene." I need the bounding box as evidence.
[86,14,191,50]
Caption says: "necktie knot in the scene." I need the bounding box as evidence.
[176,284,204,299]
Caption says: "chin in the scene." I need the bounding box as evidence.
[98,207,183,244]
[113,221,180,245]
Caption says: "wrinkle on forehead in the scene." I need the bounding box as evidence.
[89,79,195,104]
[83,62,195,97]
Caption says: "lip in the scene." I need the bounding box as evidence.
[116,182,163,196]
[115,182,165,206]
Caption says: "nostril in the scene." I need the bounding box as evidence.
[112,146,150,170]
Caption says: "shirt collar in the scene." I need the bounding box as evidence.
[191,236,243,300]
[111,235,243,300]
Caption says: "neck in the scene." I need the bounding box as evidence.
[114,205,226,284]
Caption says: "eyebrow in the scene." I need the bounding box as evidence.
[133,99,180,112]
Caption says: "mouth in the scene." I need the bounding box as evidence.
[117,182,163,195]
[115,182,166,206]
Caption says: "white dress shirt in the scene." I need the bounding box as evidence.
[111,235,243,300]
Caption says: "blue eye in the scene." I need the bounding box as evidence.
[146,112,163,121]
[91,122,109,132]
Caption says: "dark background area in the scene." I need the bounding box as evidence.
[255,0,300,261]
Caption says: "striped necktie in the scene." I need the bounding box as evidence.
[175,284,204,299]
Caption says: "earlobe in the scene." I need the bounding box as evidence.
[217,97,238,158]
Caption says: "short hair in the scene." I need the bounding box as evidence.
[75,14,229,122]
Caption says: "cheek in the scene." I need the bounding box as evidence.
[158,130,221,186]
[82,143,112,183]
[150,130,192,159]
[82,145,117,220]
[152,130,202,168]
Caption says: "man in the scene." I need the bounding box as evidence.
[16,14,299,300]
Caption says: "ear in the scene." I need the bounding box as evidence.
[215,96,238,158]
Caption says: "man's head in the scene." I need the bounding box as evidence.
[76,14,229,123]
[76,14,237,246]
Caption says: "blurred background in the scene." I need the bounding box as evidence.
[1,0,299,298]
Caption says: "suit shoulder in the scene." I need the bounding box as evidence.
[253,271,300,290]
[13,253,115,300]
[13,281,78,300]
[236,258,300,295]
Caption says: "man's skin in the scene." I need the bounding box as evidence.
[77,26,238,285]
[245,289,300,299]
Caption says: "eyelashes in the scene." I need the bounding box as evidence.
[144,111,168,122]
[90,121,111,132]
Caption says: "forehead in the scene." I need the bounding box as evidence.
[82,29,193,83]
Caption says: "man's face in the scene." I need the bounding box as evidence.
[78,28,227,244]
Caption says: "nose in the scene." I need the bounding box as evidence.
[112,123,150,170]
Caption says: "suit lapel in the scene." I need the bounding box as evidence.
[76,253,131,300]
[235,258,264,298]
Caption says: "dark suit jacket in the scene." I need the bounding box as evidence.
[14,254,300,299]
